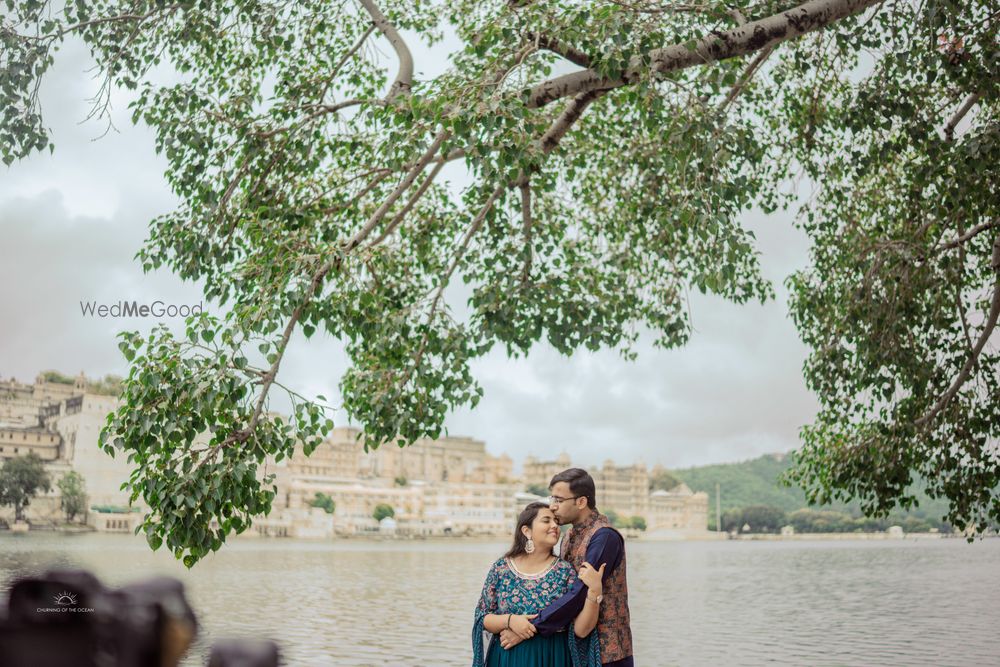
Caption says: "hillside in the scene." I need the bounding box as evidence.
[672,453,953,525]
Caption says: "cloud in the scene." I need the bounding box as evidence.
[0,190,207,382]
[0,35,178,220]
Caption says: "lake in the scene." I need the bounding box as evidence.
[1,533,998,666]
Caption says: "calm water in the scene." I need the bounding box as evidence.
[1,533,998,666]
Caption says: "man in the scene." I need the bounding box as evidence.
[499,467,635,666]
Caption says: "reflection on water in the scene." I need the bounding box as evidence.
[1,534,998,666]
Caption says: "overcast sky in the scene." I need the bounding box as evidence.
[0,27,820,473]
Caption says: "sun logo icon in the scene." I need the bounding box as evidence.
[53,591,78,606]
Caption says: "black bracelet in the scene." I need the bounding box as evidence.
[506,613,512,629]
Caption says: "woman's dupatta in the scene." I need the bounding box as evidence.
[471,561,499,665]
[568,621,602,667]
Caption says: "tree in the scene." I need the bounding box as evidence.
[0,453,52,523]
[41,370,75,385]
[778,7,1000,537]
[3,0,994,564]
[373,503,395,522]
[899,516,933,534]
[87,374,124,396]
[394,476,408,487]
[308,491,336,514]
[721,508,744,533]
[720,505,786,532]
[740,505,787,533]
[38,371,122,395]
[628,516,647,531]
[649,469,681,492]
[526,483,549,497]
[57,470,88,523]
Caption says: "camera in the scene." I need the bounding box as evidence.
[0,568,280,667]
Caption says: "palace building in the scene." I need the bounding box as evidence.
[0,373,137,529]
[521,453,709,534]
[1,370,709,537]
[268,426,520,536]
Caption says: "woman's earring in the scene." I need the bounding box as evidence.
[525,537,535,554]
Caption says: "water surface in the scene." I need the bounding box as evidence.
[1,534,997,666]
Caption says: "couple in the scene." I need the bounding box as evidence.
[472,468,634,667]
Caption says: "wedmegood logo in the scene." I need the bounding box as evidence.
[79,300,204,318]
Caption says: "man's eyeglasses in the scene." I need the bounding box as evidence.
[546,495,581,505]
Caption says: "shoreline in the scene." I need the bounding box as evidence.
[3,526,992,542]
[726,531,951,541]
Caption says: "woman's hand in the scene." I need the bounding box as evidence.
[508,614,538,640]
[499,629,523,650]
[578,561,605,594]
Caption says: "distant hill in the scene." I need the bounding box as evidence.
[672,453,952,524]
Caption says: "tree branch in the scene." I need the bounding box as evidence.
[607,0,717,15]
[342,41,544,252]
[367,45,600,253]
[520,182,533,282]
[524,0,885,109]
[528,32,592,68]
[539,88,607,154]
[196,264,330,470]
[435,187,505,315]
[916,232,1000,428]
[437,147,467,164]
[250,98,379,142]
[366,158,446,249]
[359,0,413,100]
[727,8,749,25]
[717,44,775,114]
[342,130,449,252]
[395,185,506,393]
[935,218,999,253]
[13,5,182,41]
[943,92,980,141]
[954,217,979,371]
[320,24,377,103]
[320,169,393,217]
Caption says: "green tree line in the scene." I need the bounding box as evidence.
[720,505,951,534]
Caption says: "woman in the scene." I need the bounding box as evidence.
[472,502,602,667]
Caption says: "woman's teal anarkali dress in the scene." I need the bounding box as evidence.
[472,556,600,667]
